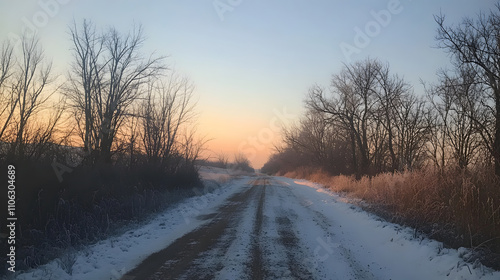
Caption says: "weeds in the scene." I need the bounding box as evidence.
[0,159,202,273]
[56,249,77,276]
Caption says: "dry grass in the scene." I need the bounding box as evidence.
[284,166,500,267]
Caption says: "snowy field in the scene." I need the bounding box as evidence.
[9,171,500,279]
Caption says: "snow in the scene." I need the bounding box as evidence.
[196,187,256,280]
[10,172,500,280]
[11,170,250,280]
[198,166,232,183]
[277,177,500,280]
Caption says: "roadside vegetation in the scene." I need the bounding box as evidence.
[198,152,255,174]
[0,20,207,273]
[263,6,500,269]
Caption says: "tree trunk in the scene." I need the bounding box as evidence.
[348,118,358,177]
[385,109,397,172]
[495,91,500,176]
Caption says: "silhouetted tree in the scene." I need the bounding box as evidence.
[0,41,16,145]
[436,6,500,175]
[374,62,412,171]
[307,59,382,175]
[426,66,483,169]
[66,19,166,165]
[140,72,196,169]
[9,35,58,160]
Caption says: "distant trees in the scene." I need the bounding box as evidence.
[435,5,500,176]
[281,108,351,174]
[232,153,254,173]
[299,58,430,177]
[267,59,487,177]
[265,6,500,179]
[215,152,229,168]
[261,147,304,175]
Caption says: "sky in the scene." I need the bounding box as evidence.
[0,0,498,168]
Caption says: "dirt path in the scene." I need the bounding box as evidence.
[121,177,368,280]
[122,178,267,280]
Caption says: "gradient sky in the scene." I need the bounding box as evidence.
[0,0,498,168]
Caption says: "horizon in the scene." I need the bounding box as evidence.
[1,0,498,168]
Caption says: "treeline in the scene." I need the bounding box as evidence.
[199,153,255,173]
[262,4,500,267]
[0,20,205,272]
[263,7,500,178]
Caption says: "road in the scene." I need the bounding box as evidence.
[120,176,498,280]
[121,176,370,279]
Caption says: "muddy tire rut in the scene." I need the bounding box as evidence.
[122,177,334,280]
[122,178,266,280]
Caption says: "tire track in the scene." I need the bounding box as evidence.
[122,180,261,280]
[249,178,266,279]
[271,178,376,280]
[275,214,314,279]
[122,176,373,279]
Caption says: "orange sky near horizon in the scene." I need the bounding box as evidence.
[2,0,497,170]
[197,105,296,169]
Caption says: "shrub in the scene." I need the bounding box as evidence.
[0,157,202,272]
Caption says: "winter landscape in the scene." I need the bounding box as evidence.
[1,1,500,279]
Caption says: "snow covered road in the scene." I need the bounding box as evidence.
[122,176,500,280]
[14,174,500,279]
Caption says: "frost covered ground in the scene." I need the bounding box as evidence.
[10,170,500,280]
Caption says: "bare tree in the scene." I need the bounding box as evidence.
[66,20,166,164]
[0,41,16,144]
[99,26,165,163]
[393,94,431,170]
[449,67,483,168]
[66,19,104,164]
[232,153,254,172]
[9,35,55,159]
[307,58,381,175]
[140,72,196,169]
[435,6,500,175]
[181,127,209,167]
[426,69,485,171]
[374,62,411,171]
[302,58,433,175]
[425,72,453,169]
[216,152,229,168]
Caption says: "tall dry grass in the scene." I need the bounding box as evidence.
[284,166,500,267]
